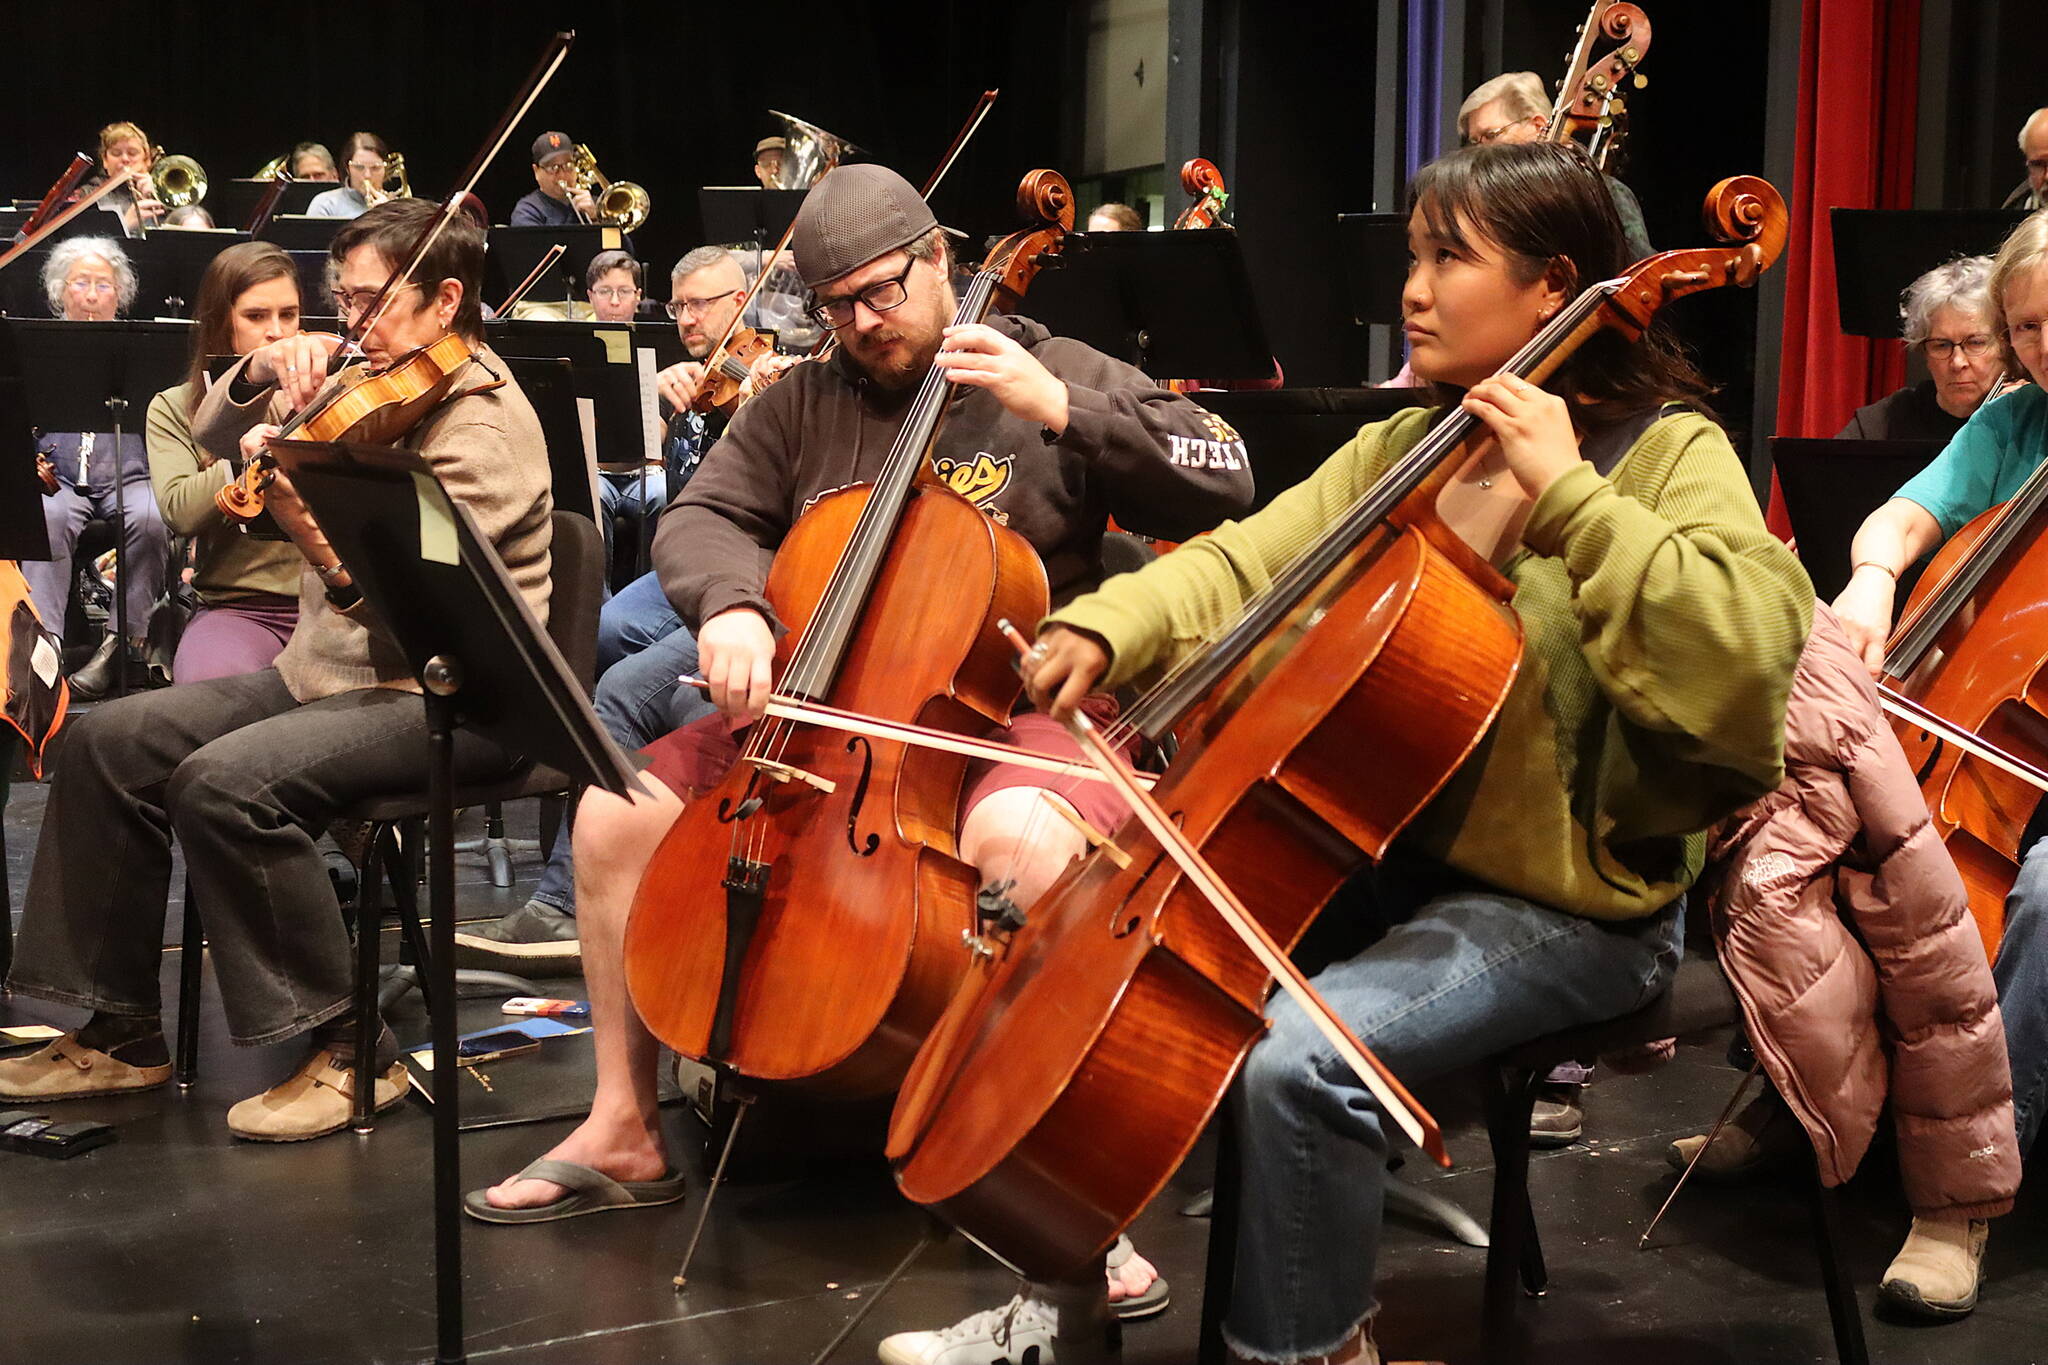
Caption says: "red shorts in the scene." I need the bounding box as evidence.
[637,695,1136,836]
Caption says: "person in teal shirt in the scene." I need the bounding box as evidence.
[1833,207,2048,1319]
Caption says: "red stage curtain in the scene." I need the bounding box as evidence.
[1767,0,1921,538]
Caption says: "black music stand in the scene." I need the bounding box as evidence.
[1772,435,1944,604]
[256,214,345,252]
[131,228,253,317]
[0,203,133,246]
[1200,387,1432,509]
[0,323,55,561]
[1830,209,2029,337]
[268,436,641,1365]
[1022,229,1275,381]
[204,178,324,227]
[483,225,624,308]
[499,354,598,521]
[7,319,189,693]
[698,187,807,246]
[1335,213,1411,327]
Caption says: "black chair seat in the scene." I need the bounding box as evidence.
[344,762,574,825]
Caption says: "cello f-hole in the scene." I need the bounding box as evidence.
[845,736,881,857]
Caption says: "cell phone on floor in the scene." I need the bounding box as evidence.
[455,1028,542,1066]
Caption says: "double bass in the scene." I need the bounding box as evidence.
[621,172,1076,1097]
[889,177,1789,1281]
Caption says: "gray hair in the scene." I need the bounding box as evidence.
[292,140,337,176]
[43,236,137,315]
[671,245,740,289]
[2019,108,2048,151]
[1900,255,1995,345]
[1459,72,1548,140]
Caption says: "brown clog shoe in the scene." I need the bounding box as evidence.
[226,1048,409,1143]
[0,1034,171,1101]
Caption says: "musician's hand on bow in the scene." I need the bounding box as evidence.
[741,353,800,402]
[700,607,777,725]
[937,323,1070,434]
[246,333,345,413]
[656,360,708,413]
[1461,373,1581,499]
[1019,625,1110,722]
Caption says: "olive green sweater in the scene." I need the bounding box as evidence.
[1049,408,1813,920]
[146,383,305,604]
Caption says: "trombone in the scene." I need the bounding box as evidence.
[569,144,650,231]
[148,146,207,208]
[363,152,412,208]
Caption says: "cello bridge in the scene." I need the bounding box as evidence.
[744,757,836,795]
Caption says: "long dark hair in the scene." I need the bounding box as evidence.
[1409,141,1715,425]
[184,242,300,413]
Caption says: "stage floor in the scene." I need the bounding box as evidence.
[2,778,2044,1365]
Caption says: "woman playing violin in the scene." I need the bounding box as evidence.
[1016,141,1811,1365]
[0,199,554,1145]
[144,242,306,683]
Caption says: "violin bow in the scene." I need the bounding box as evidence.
[492,242,568,316]
[995,622,1448,1166]
[243,163,296,236]
[326,32,577,379]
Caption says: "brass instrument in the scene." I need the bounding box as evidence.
[252,153,289,179]
[568,144,650,231]
[765,110,866,190]
[148,147,207,208]
[364,151,412,207]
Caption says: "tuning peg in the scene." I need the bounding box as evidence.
[1634,73,1649,89]
[1609,97,1626,115]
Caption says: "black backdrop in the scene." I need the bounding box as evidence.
[4,1,1086,282]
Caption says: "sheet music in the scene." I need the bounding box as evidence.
[635,346,661,469]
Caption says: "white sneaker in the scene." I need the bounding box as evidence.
[877,1293,1058,1365]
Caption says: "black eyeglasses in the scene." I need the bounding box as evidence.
[807,256,917,329]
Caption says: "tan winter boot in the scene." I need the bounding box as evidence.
[1879,1215,1988,1319]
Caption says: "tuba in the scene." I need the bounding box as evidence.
[364,151,411,207]
[569,144,650,231]
[252,153,289,180]
[765,110,866,190]
[150,149,207,207]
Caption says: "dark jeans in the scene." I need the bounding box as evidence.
[2000,834,2048,1158]
[7,668,520,1045]
[23,478,167,641]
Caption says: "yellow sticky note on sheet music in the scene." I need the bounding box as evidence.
[596,328,630,365]
[413,470,458,566]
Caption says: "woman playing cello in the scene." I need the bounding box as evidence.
[996,141,1810,1365]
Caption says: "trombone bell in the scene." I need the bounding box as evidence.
[152,154,208,208]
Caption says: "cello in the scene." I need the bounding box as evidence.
[890,176,1789,1282]
[1875,467,2048,963]
[1546,1,1653,172]
[621,171,1076,1098]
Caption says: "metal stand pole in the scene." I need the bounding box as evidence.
[424,657,466,1364]
[104,397,130,697]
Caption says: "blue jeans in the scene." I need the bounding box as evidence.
[1998,836,2048,1158]
[596,570,683,675]
[531,621,710,916]
[1224,856,1683,1362]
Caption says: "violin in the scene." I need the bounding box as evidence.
[1547,1,1653,171]
[889,177,1789,1283]
[689,325,777,417]
[1172,157,1229,229]
[620,172,1074,1098]
[215,333,477,523]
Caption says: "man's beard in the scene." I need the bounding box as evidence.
[849,323,942,392]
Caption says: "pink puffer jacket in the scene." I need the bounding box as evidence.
[1700,604,2018,1218]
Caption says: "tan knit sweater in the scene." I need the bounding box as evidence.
[191,347,553,703]
[1051,407,1813,921]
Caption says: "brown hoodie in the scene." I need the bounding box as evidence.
[653,312,1256,629]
